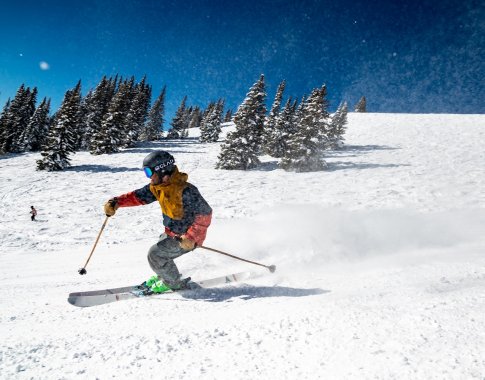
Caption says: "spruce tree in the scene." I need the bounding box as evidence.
[216,75,266,170]
[0,98,12,153]
[188,106,202,129]
[1,85,36,153]
[264,80,286,153]
[37,85,81,171]
[265,98,297,158]
[200,99,224,143]
[355,96,366,112]
[180,106,193,138]
[122,77,151,147]
[1,85,25,153]
[91,80,130,154]
[21,97,51,151]
[280,88,328,172]
[65,81,82,151]
[316,85,331,150]
[224,109,233,122]
[167,96,187,138]
[140,85,165,141]
[328,101,348,148]
[79,77,110,150]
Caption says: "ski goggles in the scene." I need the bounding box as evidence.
[143,159,175,178]
[143,167,154,178]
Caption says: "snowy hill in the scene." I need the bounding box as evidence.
[1,113,484,379]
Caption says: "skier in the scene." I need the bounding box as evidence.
[103,150,212,293]
[30,206,37,221]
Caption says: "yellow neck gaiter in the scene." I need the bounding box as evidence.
[149,167,188,220]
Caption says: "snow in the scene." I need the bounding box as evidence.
[1,113,485,379]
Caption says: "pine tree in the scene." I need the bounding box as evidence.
[180,106,192,138]
[37,85,81,171]
[200,99,224,143]
[265,98,297,158]
[280,87,328,172]
[264,80,286,153]
[167,96,187,138]
[1,85,35,154]
[316,85,331,150]
[122,77,151,147]
[80,76,115,150]
[224,109,233,122]
[65,81,83,151]
[140,85,165,141]
[328,101,348,148]
[21,97,51,151]
[188,106,202,129]
[355,96,366,112]
[216,74,266,170]
[0,98,12,153]
[91,80,130,154]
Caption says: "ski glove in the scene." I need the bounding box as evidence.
[179,235,196,251]
[104,198,119,217]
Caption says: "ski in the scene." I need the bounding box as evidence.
[67,271,252,307]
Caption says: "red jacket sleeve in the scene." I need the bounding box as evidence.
[116,184,157,207]
[116,191,146,207]
[185,213,212,246]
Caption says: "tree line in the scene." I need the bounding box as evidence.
[0,76,231,170]
[216,75,349,172]
[0,74,353,172]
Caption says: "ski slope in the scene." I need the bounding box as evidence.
[1,113,484,379]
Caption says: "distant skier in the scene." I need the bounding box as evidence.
[104,150,212,293]
[30,206,37,221]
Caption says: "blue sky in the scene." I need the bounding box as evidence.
[0,0,483,121]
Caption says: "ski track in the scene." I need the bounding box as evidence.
[1,113,485,379]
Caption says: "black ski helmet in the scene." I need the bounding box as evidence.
[142,150,175,176]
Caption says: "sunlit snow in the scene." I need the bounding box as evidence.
[1,113,484,379]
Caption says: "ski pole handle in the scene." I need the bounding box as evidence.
[78,216,109,275]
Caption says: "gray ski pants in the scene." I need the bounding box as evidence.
[147,233,191,287]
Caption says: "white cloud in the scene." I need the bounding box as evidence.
[39,61,50,70]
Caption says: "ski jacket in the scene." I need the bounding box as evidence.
[115,166,212,245]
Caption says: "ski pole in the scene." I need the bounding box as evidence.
[78,216,109,275]
[198,245,276,273]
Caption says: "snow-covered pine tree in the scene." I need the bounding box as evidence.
[167,96,187,138]
[265,98,297,158]
[62,81,83,151]
[188,106,202,129]
[216,74,267,170]
[200,99,224,143]
[355,96,366,112]
[1,85,33,154]
[280,87,328,172]
[263,80,286,153]
[90,80,130,154]
[203,101,215,118]
[37,84,81,171]
[78,77,110,150]
[0,98,12,154]
[140,86,165,141]
[316,85,331,150]
[21,97,51,151]
[328,101,348,148]
[224,109,233,122]
[122,77,152,147]
[180,106,192,138]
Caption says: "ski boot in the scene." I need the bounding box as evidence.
[135,275,159,294]
[150,280,173,294]
[150,277,199,293]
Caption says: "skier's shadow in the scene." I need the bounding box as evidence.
[178,285,329,302]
